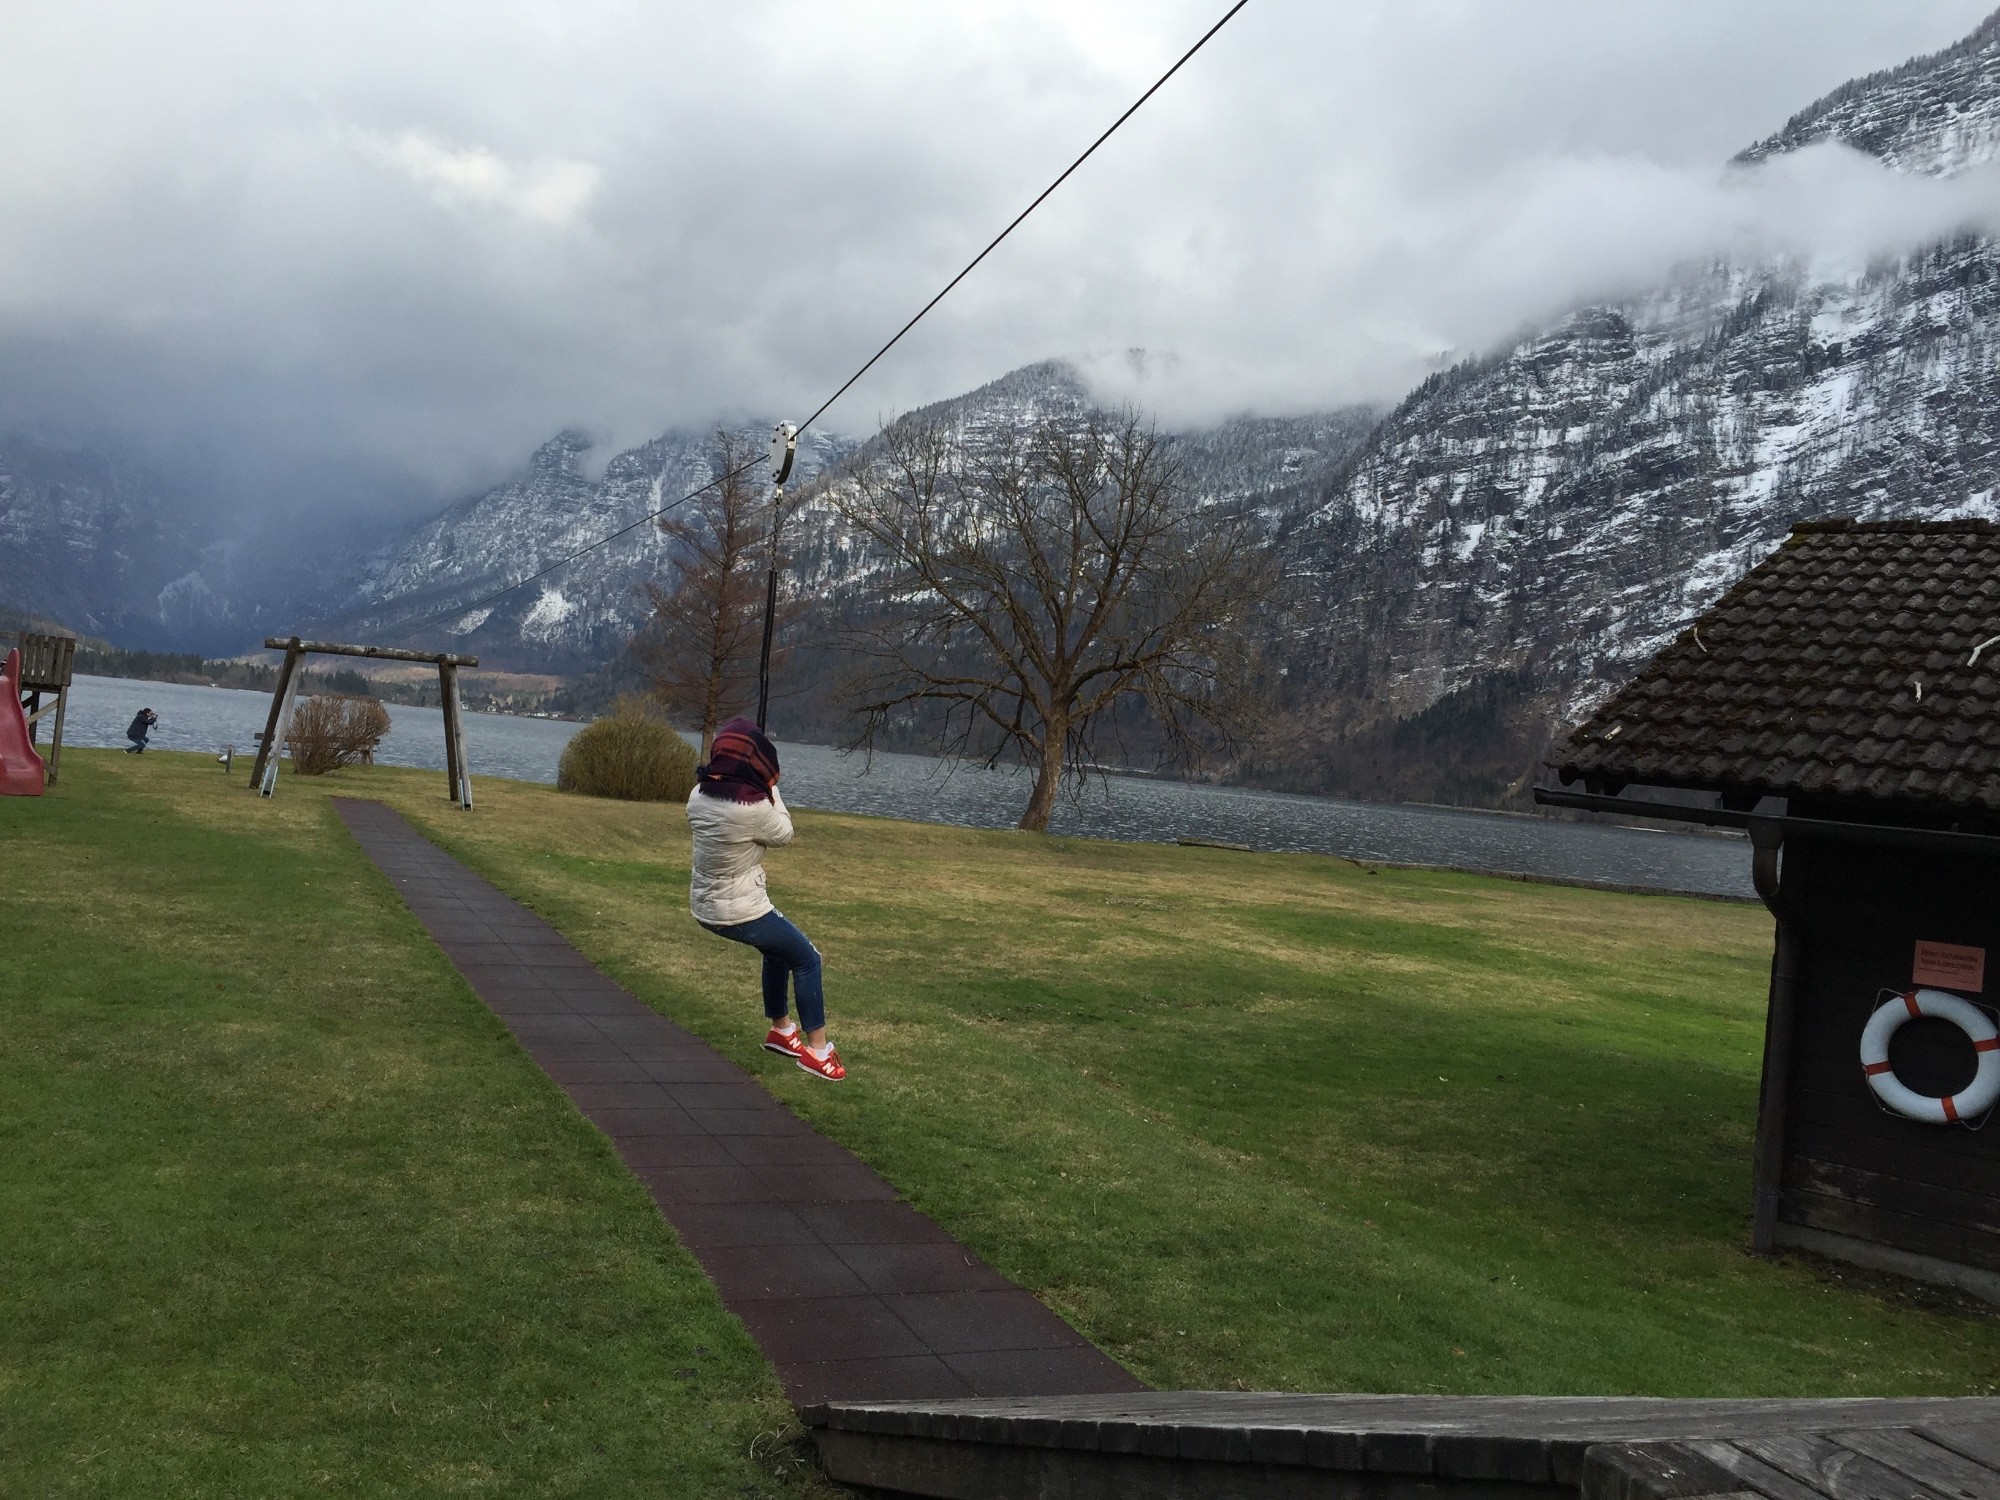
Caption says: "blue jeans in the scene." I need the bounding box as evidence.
[699,910,824,1032]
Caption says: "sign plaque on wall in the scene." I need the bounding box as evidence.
[1912,940,1986,993]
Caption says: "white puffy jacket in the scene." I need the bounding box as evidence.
[686,785,794,926]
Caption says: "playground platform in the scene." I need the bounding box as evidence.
[801,1391,2000,1498]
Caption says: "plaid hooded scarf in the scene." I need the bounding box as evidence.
[695,717,780,803]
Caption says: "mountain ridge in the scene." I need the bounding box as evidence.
[1737,8,2000,173]
[1251,8,2000,803]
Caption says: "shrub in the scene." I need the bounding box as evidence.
[557,700,697,802]
[288,695,391,776]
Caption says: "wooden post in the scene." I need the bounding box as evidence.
[438,663,460,803]
[454,671,473,810]
[46,683,67,784]
[441,662,472,809]
[261,662,306,798]
[258,648,306,797]
[1747,819,1798,1255]
[249,641,304,792]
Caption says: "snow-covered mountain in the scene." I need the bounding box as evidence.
[0,436,241,651]
[1737,10,2000,175]
[345,12,2000,803]
[340,363,1378,674]
[19,11,2000,807]
[330,424,862,670]
[1258,13,2000,803]
[0,434,417,654]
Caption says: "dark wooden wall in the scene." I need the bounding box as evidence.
[1776,832,2000,1272]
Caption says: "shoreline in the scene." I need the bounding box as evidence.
[1178,834,1753,903]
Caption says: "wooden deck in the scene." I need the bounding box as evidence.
[802,1392,2000,1499]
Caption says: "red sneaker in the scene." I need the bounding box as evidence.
[762,1025,804,1057]
[796,1043,846,1082]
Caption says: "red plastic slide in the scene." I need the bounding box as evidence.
[0,648,47,796]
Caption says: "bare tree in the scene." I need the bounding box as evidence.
[831,412,1270,833]
[631,431,770,759]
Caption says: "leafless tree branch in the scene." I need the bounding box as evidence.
[827,410,1272,831]
[629,430,775,759]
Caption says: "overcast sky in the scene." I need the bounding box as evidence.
[1,0,1994,516]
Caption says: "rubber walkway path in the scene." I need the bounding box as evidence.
[333,799,1144,1406]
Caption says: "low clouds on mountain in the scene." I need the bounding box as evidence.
[0,1,1991,514]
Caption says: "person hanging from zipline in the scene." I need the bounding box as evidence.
[685,717,844,1081]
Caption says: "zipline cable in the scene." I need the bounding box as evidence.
[380,0,1249,642]
[795,0,1249,434]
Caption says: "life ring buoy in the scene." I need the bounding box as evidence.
[1859,989,2000,1124]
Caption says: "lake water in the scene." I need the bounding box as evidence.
[56,673,1755,899]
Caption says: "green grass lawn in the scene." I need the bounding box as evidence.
[5,751,1996,1493]
[0,753,833,1498]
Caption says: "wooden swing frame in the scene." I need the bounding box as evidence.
[249,637,479,808]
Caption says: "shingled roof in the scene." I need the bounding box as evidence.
[1548,519,2000,816]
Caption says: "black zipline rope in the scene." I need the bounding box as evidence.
[380,0,1249,643]
[795,0,1250,435]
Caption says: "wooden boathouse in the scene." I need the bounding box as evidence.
[1539,518,2000,1299]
